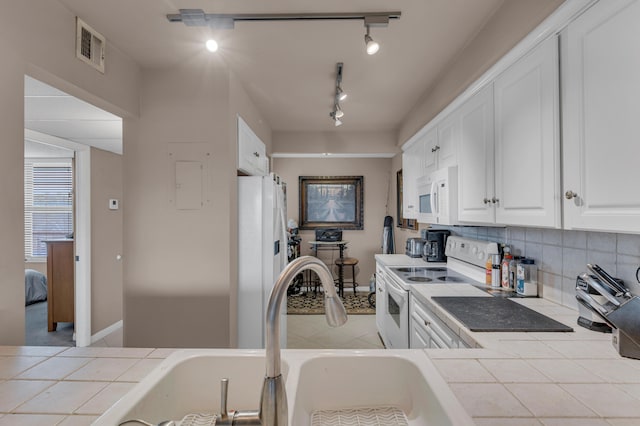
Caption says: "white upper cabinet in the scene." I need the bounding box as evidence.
[435,113,458,170]
[237,115,268,176]
[562,0,640,233]
[457,84,495,224]
[494,36,560,228]
[402,140,422,219]
[421,127,439,177]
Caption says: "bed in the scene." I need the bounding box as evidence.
[25,269,47,306]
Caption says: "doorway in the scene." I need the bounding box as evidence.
[24,75,123,347]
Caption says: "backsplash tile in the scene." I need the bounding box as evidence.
[435,225,640,311]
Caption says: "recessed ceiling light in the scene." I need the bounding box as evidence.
[205,39,219,52]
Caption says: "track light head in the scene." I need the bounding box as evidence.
[205,39,219,52]
[334,106,344,119]
[364,26,380,55]
[334,118,343,127]
[337,86,347,101]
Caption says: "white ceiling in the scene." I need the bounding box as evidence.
[54,0,508,134]
[25,76,123,154]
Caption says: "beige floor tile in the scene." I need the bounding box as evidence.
[561,383,640,418]
[0,356,47,379]
[15,381,107,414]
[540,418,610,426]
[65,358,140,382]
[525,359,605,384]
[75,382,135,415]
[116,358,163,382]
[474,418,542,425]
[433,359,495,383]
[577,359,640,383]
[606,419,640,425]
[449,383,532,417]
[58,415,99,425]
[479,359,551,383]
[16,357,93,380]
[616,383,640,399]
[0,414,66,426]
[505,383,596,417]
[0,380,54,412]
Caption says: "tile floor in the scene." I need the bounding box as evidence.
[286,314,384,349]
[89,313,384,350]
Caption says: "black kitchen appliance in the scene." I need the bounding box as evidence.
[423,229,450,262]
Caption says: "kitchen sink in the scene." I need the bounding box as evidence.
[94,349,473,426]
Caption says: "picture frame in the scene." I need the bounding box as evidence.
[299,176,364,230]
[396,169,418,230]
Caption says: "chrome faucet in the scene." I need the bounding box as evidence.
[217,256,348,426]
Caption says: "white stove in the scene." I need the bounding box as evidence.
[376,236,499,349]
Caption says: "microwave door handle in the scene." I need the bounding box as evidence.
[430,181,437,215]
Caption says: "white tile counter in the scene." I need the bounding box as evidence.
[3,284,640,425]
[412,284,640,425]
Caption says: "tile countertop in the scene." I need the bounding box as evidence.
[2,282,640,425]
[412,284,640,425]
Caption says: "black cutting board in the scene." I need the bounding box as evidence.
[431,297,574,332]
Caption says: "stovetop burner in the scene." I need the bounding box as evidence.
[425,267,447,272]
[394,267,430,273]
[407,277,433,282]
[436,276,465,282]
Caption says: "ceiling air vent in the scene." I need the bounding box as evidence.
[75,17,105,73]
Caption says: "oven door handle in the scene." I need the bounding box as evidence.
[385,277,407,303]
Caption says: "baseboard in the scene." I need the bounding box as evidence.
[91,320,123,344]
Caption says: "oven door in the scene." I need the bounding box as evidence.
[383,275,409,349]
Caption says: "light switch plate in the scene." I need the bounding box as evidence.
[109,199,119,210]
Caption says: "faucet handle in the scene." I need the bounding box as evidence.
[220,378,230,423]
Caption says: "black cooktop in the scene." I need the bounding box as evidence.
[431,297,574,332]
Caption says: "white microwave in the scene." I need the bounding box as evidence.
[416,166,458,225]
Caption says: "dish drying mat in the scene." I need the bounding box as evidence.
[120,413,217,426]
[311,406,409,426]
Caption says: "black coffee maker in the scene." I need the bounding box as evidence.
[423,230,450,262]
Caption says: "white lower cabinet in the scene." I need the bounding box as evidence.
[561,0,640,233]
[409,294,468,349]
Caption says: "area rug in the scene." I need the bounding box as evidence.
[287,292,375,315]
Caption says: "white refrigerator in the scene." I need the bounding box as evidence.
[238,174,288,348]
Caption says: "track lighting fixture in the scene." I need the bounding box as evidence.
[205,39,218,52]
[337,86,347,101]
[364,26,380,55]
[168,10,400,55]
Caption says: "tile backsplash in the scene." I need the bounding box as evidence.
[432,225,640,311]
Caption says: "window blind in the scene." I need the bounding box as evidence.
[24,160,73,259]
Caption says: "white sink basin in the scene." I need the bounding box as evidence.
[95,349,473,426]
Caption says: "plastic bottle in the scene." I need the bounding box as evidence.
[491,254,501,288]
[516,258,538,296]
[501,247,512,289]
[509,256,522,290]
[485,255,493,285]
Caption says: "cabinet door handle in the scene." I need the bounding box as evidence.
[492,197,499,204]
[423,320,430,327]
[565,190,578,200]
[483,198,490,204]
[431,145,440,153]
[253,152,260,157]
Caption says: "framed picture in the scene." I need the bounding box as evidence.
[396,170,418,230]
[299,176,364,230]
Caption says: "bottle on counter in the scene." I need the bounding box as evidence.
[485,255,493,285]
[501,247,512,290]
[509,256,522,290]
[491,253,502,288]
[516,258,538,296]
